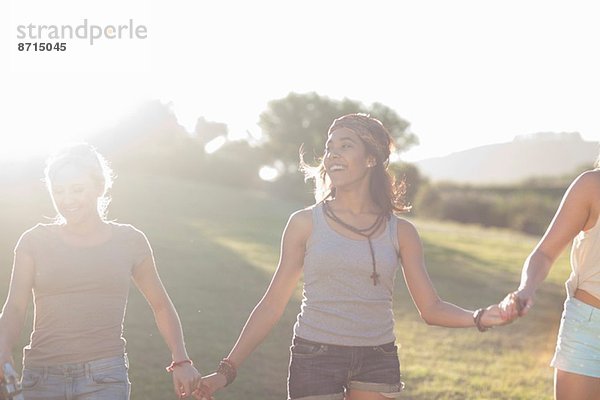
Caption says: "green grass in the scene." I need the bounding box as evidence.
[0,174,570,399]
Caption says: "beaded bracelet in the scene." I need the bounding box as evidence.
[473,308,490,332]
[217,358,237,386]
[165,359,193,372]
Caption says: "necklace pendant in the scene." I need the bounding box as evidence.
[371,271,380,286]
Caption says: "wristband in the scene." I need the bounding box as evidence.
[473,308,490,332]
[217,358,237,386]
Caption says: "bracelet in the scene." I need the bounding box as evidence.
[217,358,237,386]
[165,359,193,373]
[473,308,490,332]
[511,291,525,314]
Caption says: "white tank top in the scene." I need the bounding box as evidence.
[566,214,600,299]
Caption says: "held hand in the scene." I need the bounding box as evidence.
[480,304,517,328]
[193,373,227,400]
[171,363,201,398]
[499,290,533,321]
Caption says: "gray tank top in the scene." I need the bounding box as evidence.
[293,203,400,346]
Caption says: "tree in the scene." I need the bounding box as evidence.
[194,117,228,145]
[258,92,417,168]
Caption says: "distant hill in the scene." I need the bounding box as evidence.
[415,132,599,184]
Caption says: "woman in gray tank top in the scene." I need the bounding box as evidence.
[0,143,201,399]
[196,114,514,400]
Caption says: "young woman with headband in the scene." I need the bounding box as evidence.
[196,114,511,400]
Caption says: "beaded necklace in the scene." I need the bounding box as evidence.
[323,201,386,285]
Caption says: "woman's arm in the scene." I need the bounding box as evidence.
[501,170,600,319]
[397,218,506,328]
[200,209,311,394]
[0,251,35,379]
[132,255,200,398]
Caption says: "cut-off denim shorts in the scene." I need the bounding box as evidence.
[551,297,600,378]
[20,354,130,400]
[288,336,404,400]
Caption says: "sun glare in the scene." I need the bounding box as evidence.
[204,136,227,154]
[258,165,280,182]
[2,77,146,162]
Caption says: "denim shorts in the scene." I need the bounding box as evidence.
[20,355,130,400]
[550,297,600,378]
[288,337,404,400]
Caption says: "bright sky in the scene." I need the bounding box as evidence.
[1,0,599,162]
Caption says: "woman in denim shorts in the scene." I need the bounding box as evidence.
[198,114,511,400]
[501,154,600,399]
[0,143,200,399]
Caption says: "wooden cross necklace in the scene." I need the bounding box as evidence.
[323,201,386,286]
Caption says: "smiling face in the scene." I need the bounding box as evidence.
[323,127,376,190]
[49,163,103,225]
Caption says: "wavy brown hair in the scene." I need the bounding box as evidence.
[300,113,409,216]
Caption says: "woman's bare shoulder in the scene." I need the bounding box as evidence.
[288,207,314,230]
[570,169,600,199]
[392,215,420,239]
[393,214,416,228]
[278,207,313,245]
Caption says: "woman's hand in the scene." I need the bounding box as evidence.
[193,373,227,400]
[480,304,518,328]
[171,363,201,398]
[499,290,533,321]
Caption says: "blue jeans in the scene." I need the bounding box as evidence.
[288,337,404,400]
[20,355,130,400]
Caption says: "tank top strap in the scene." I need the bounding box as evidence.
[307,203,327,241]
[387,215,400,257]
[312,202,325,227]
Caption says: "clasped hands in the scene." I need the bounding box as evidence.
[474,290,533,329]
[481,290,532,329]
[190,372,227,400]
[499,289,533,320]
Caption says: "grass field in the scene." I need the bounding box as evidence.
[0,173,571,399]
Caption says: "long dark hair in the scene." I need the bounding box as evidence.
[300,113,409,216]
